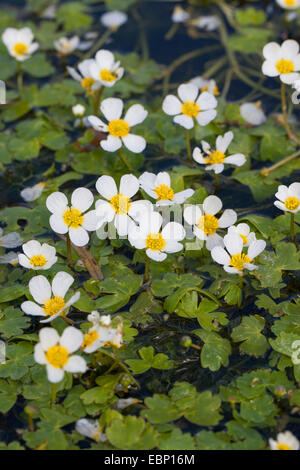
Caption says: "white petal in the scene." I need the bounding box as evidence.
[88,115,107,132]
[0,232,23,248]
[247,240,266,260]
[263,42,281,61]
[49,214,68,234]
[174,114,194,129]
[69,227,89,246]
[128,200,153,222]
[146,249,167,262]
[22,240,41,258]
[21,301,45,316]
[193,147,206,164]
[224,154,246,166]
[100,135,122,152]
[163,240,183,253]
[46,192,68,214]
[40,243,56,260]
[95,49,114,69]
[122,134,146,153]
[281,39,299,59]
[206,233,224,251]
[224,266,240,274]
[95,200,115,221]
[193,226,207,240]
[39,327,60,349]
[34,344,47,364]
[162,95,182,115]
[51,271,74,298]
[196,91,217,110]
[275,185,289,202]
[64,355,87,373]
[216,131,233,153]
[262,60,278,77]
[96,175,118,200]
[60,326,83,353]
[224,233,243,256]
[218,209,237,228]
[18,254,33,269]
[172,189,194,204]
[274,201,286,212]
[195,109,217,126]
[289,182,300,198]
[211,246,230,265]
[114,214,131,236]
[71,187,94,213]
[161,222,185,241]
[124,104,148,126]
[177,83,198,103]
[101,98,123,121]
[29,275,51,304]
[281,72,300,84]
[82,210,100,231]
[46,365,64,383]
[203,195,222,215]
[119,174,139,198]
[184,205,202,225]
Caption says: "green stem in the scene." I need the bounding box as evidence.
[281,82,300,143]
[144,257,150,282]
[185,129,192,161]
[290,212,295,243]
[17,62,23,93]
[119,149,132,170]
[66,232,73,267]
[51,383,56,407]
[214,173,220,193]
[84,28,113,59]
[260,149,300,176]
[165,23,179,41]
[93,85,104,115]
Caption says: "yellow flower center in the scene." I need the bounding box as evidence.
[82,330,99,349]
[276,59,294,74]
[277,443,292,450]
[43,296,66,317]
[100,68,117,82]
[285,196,300,211]
[92,432,100,441]
[284,0,296,6]
[30,254,47,267]
[201,85,219,96]
[240,234,248,245]
[45,345,69,368]
[63,208,84,229]
[81,77,95,93]
[205,150,225,164]
[230,253,251,271]
[110,194,131,215]
[13,42,28,56]
[198,214,219,235]
[155,184,174,201]
[181,101,200,118]
[145,233,166,251]
[107,119,130,137]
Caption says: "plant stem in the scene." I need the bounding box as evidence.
[185,129,192,161]
[281,82,300,143]
[290,212,295,243]
[165,23,179,41]
[260,149,300,176]
[119,149,132,170]
[144,257,150,282]
[214,173,220,192]
[84,28,113,59]
[66,232,73,267]
[17,62,23,93]
[51,383,56,407]
[93,85,104,115]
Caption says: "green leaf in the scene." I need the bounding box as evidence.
[106,416,158,450]
[231,315,269,356]
[194,330,231,371]
[0,307,30,338]
[126,346,174,374]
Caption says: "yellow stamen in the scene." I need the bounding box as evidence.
[100,68,117,82]
[107,119,130,137]
[13,42,28,56]
[145,233,166,251]
[198,214,219,235]
[81,77,95,93]
[240,234,248,245]
[277,443,292,450]
[43,296,66,317]
[110,194,131,215]
[155,184,174,201]
[82,330,99,349]
[276,59,294,74]
[230,253,251,271]
[46,345,69,368]
[205,150,225,165]
[30,254,47,267]
[181,101,200,118]
[285,196,299,211]
[284,0,296,6]
[63,208,84,229]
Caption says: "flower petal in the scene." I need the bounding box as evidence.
[29,275,51,304]
[60,326,83,353]
[247,240,266,260]
[71,187,94,213]
[119,174,139,198]
[96,175,118,200]
[39,327,60,350]
[52,271,74,298]
[177,83,198,103]
[69,227,89,246]
[184,205,202,225]
[203,195,222,215]
[64,355,87,373]
[211,246,230,265]
[124,104,148,126]
[21,301,45,316]
[101,97,123,121]
[218,209,237,228]
[162,95,182,115]
[224,233,243,256]
[173,114,194,129]
[46,192,68,214]
[100,135,122,152]
[161,222,185,241]
[146,249,167,262]
[46,364,64,383]
[122,134,146,153]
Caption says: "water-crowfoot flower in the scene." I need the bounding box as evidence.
[95,174,153,236]
[46,188,100,246]
[2,27,39,61]
[67,60,101,94]
[101,11,128,30]
[0,227,23,248]
[162,83,217,130]
[89,50,124,88]
[0,252,19,265]
[269,431,299,450]
[190,15,220,31]
[21,271,80,323]
[240,102,267,126]
[21,182,45,202]
[211,233,266,274]
[34,327,87,383]
[262,39,300,84]
[76,419,107,442]
[18,240,57,270]
[54,36,79,55]
[227,223,256,247]
[115,398,140,410]
[171,6,190,23]
[82,312,123,353]
[72,104,85,117]
[189,76,219,96]
[139,171,194,207]
[193,131,246,174]
[183,195,237,250]
[129,211,186,262]
[276,0,300,10]
[274,182,300,213]
[89,98,148,153]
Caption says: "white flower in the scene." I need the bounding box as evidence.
[88,98,147,153]
[139,171,194,207]
[0,228,23,248]
[240,102,267,126]
[72,104,85,117]
[89,50,124,88]
[54,36,79,55]
[227,223,256,247]
[276,0,300,10]
[292,79,300,91]
[189,76,219,96]
[269,431,299,450]
[184,196,237,251]
[190,15,220,31]
[262,39,300,84]
[172,6,190,23]
[129,211,186,262]
[0,251,19,265]
[101,10,128,30]
[21,271,80,323]
[95,174,152,236]
[34,326,87,383]
[2,27,39,61]
[21,182,45,202]
[82,319,123,353]
[274,182,300,213]
[115,398,140,409]
[76,419,107,442]
[162,83,217,130]
[211,233,266,274]
[46,188,100,247]
[18,240,57,270]
[67,60,101,94]
[193,131,246,174]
